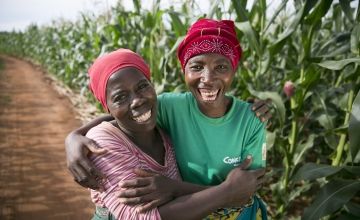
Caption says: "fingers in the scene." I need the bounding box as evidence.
[247,97,255,104]
[260,110,272,123]
[255,173,268,191]
[70,165,99,190]
[251,98,265,111]
[254,105,269,119]
[253,168,266,179]
[69,166,87,187]
[87,140,107,155]
[117,187,153,200]
[250,99,273,122]
[79,157,106,181]
[70,159,105,190]
[237,155,252,170]
[133,168,156,177]
[119,178,151,188]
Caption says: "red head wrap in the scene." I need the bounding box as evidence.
[88,48,150,111]
[177,18,242,71]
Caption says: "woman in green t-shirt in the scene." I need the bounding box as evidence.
[66,18,271,219]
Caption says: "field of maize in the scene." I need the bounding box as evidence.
[0,0,359,219]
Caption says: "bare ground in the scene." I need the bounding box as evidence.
[0,55,94,220]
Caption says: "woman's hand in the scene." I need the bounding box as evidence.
[117,169,176,212]
[221,156,266,207]
[249,98,272,124]
[65,131,107,190]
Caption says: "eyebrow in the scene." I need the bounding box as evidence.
[137,79,149,84]
[110,89,126,99]
[188,59,204,64]
[215,58,230,63]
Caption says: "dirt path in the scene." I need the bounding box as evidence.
[0,55,93,220]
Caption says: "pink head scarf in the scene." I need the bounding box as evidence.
[177,18,242,71]
[88,48,150,111]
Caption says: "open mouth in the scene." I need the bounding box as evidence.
[133,110,152,123]
[198,89,219,102]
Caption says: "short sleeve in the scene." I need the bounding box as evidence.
[241,117,266,169]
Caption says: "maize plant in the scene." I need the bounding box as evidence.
[0,0,359,219]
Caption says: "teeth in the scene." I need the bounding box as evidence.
[199,90,219,101]
[133,110,151,123]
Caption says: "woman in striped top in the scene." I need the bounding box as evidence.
[85,48,265,220]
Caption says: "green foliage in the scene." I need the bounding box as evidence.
[0,0,359,219]
[349,91,360,162]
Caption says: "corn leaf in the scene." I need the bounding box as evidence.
[349,90,360,162]
[292,163,342,182]
[302,179,360,220]
[317,58,360,70]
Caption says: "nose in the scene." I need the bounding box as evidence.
[200,68,214,83]
[129,93,145,109]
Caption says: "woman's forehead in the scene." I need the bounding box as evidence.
[188,53,231,63]
[107,68,147,88]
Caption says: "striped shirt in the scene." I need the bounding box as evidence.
[87,121,181,220]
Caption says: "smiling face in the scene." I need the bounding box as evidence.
[106,67,157,134]
[184,53,236,116]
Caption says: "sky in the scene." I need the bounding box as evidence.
[0,0,211,32]
[0,0,119,31]
[0,0,294,32]
[0,0,226,32]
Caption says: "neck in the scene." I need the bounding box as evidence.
[197,96,232,118]
[113,121,158,148]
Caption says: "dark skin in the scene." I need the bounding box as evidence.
[87,66,266,219]
[65,97,271,190]
[106,68,164,165]
[65,54,272,212]
[115,53,271,212]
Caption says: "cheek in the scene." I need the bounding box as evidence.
[108,104,127,119]
[222,73,235,88]
[184,72,197,86]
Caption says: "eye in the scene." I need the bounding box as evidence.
[219,65,226,69]
[216,64,228,71]
[189,65,203,71]
[138,81,150,91]
[114,94,128,103]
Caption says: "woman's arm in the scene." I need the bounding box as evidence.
[105,156,265,220]
[117,168,209,211]
[65,114,113,190]
[158,157,266,220]
[117,157,265,215]
[65,99,270,190]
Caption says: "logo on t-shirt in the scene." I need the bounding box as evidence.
[223,156,241,166]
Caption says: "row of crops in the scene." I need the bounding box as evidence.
[1,0,359,219]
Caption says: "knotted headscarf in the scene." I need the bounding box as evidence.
[88,48,150,111]
[177,18,242,71]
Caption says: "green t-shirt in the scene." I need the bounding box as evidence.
[157,92,266,186]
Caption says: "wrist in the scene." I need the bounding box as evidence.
[216,181,233,207]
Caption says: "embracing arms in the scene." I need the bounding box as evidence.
[157,157,265,220]
[65,100,271,190]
